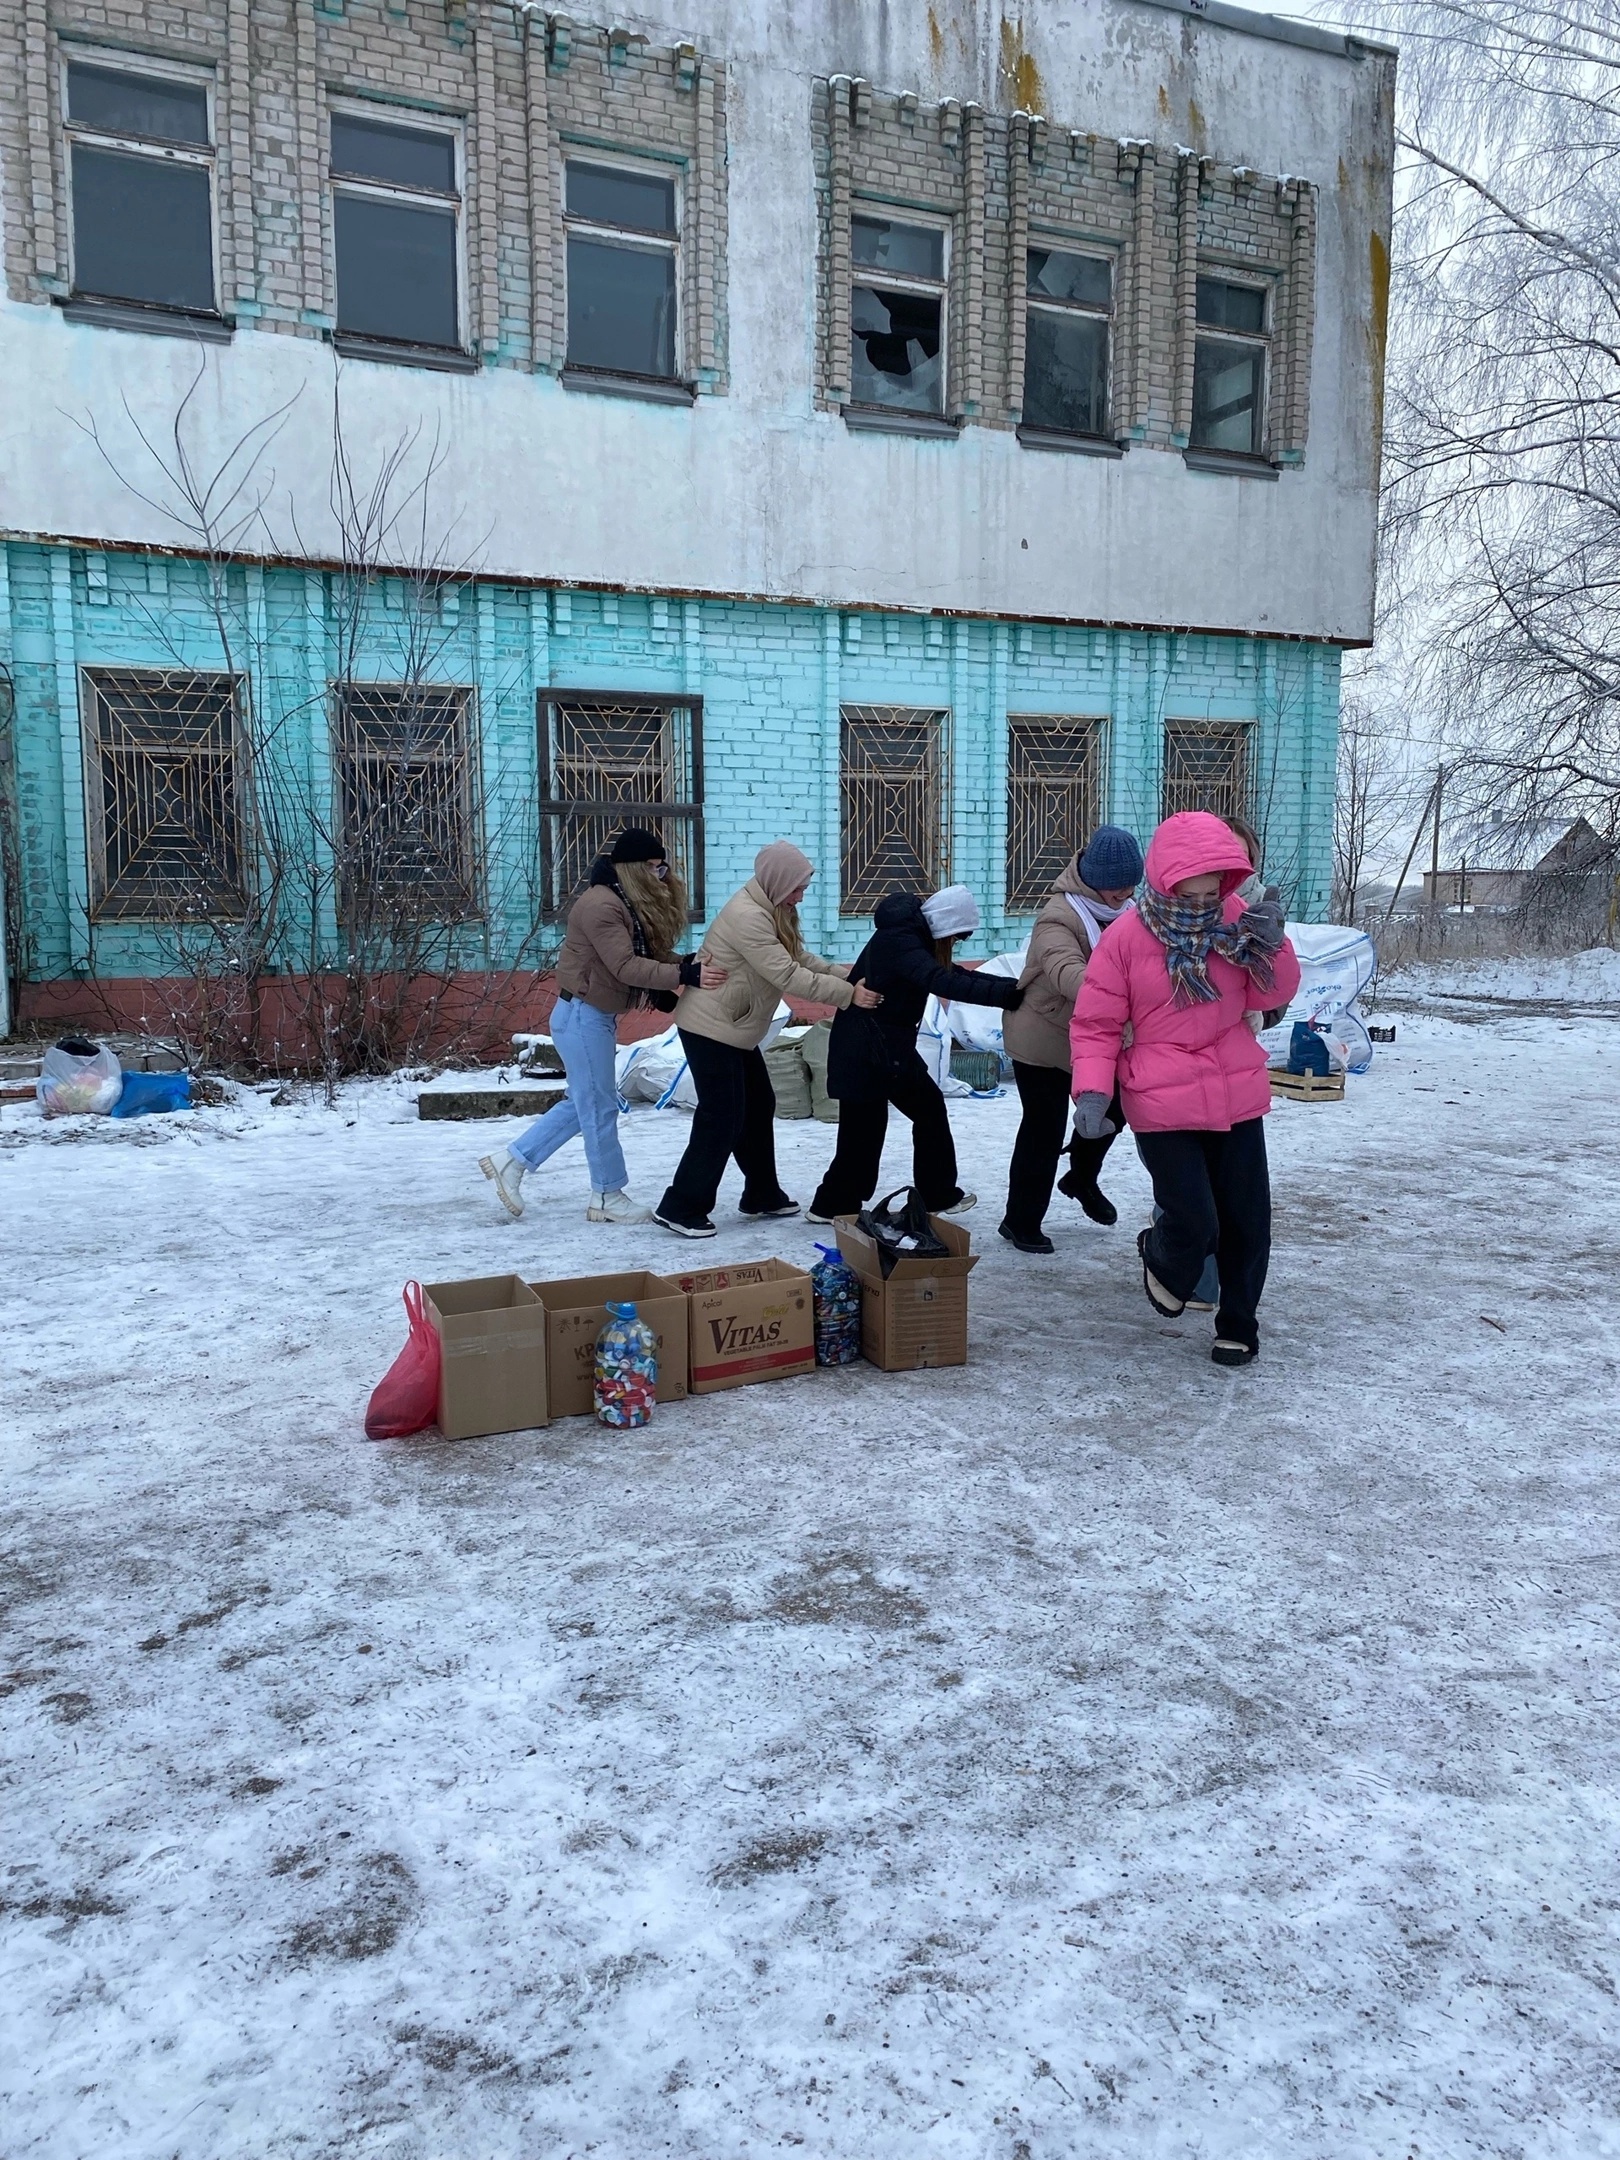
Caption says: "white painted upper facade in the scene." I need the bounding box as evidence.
[0,0,1394,643]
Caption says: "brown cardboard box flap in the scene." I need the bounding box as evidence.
[528,1269,689,1418]
[833,1213,978,1284]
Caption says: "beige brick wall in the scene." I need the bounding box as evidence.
[813,75,1317,460]
[0,0,730,388]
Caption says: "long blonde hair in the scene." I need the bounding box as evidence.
[770,900,807,964]
[615,860,690,961]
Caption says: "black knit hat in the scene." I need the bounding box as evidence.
[609,827,667,865]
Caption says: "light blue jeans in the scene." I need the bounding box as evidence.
[508,995,629,1193]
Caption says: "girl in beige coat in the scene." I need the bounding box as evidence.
[999,824,1143,1254]
[654,842,880,1238]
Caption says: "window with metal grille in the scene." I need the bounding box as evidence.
[839,705,947,915]
[1161,720,1253,824]
[334,684,480,919]
[64,59,217,318]
[83,669,246,920]
[1006,715,1106,911]
[539,695,703,920]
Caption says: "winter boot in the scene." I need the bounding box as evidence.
[588,1189,654,1224]
[480,1152,526,1220]
[1057,1136,1118,1225]
[998,1219,1055,1255]
[1212,1338,1259,1368]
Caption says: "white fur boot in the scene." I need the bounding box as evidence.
[588,1188,654,1224]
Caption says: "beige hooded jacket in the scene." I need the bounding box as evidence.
[675,844,854,1050]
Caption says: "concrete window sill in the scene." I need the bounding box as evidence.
[58,296,234,344]
[560,366,696,406]
[1182,448,1280,481]
[331,332,480,374]
[843,405,961,441]
[1016,426,1126,459]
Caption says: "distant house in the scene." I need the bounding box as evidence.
[1420,816,1610,912]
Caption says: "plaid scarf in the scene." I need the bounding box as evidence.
[1136,882,1279,1007]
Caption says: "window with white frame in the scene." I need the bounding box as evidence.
[1191,277,1270,457]
[331,110,462,353]
[1023,248,1112,437]
[850,215,947,416]
[63,58,217,316]
[564,161,680,381]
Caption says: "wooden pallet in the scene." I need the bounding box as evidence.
[418,1085,566,1122]
[1269,1065,1345,1103]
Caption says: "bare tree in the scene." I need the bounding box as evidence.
[1332,689,1410,919]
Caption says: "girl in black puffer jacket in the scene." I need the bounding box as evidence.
[807,885,1022,1224]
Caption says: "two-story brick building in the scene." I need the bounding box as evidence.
[0,0,1394,1047]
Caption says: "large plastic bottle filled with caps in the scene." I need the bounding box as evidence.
[594,1301,657,1426]
[810,1243,862,1366]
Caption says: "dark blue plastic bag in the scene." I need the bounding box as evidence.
[110,1071,193,1118]
[1286,1021,1331,1078]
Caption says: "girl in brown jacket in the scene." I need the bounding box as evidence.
[999,824,1143,1253]
[480,829,721,1224]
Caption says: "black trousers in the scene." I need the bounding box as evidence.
[1004,1062,1120,1236]
[656,1030,789,1226]
[1135,1118,1271,1350]
[809,1072,960,1219]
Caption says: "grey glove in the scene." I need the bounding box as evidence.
[1239,886,1285,950]
[1072,1090,1116,1141]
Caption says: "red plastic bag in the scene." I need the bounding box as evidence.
[365,1282,442,1439]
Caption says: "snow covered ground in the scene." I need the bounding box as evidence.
[4,981,1620,2159]
[1379,945,1620,1008]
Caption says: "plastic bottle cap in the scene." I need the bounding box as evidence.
[605,1300,636,1318]
[814,1244,843,1263]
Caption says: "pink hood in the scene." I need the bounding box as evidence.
[1143,811,1255,901]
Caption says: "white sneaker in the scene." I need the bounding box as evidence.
[588,1188,654,1224]
[480,1153,526,1220]
[938,1191,977,1215]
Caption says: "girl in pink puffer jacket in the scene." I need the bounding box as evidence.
[1069,811,1301,1368]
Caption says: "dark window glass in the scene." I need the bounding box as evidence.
[851,285,943,412]
[566,235,676,377]
[852,217,943,281]
[67,64,209,146]
[334,194,458,347]
[566,162,676,235]
[1023,310,1109,435]
[71,144,214,310]
[331,114,455,194]
[1027,248,1110,309]
[1191,336,1264,453]
[1195,276,1266,334]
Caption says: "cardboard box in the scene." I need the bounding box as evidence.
[834,1214,978,1372]
[668,1259,815,1394]
[421,1275,549,1440]
[529,1269,689,1419]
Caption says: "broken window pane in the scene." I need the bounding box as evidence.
[1023,309,1109,435]
[566,163,675,236]
[70,144,214,311]
[334,193,459,348]
[851,285,943,412]
[1195,277,1266,334]
[852,217,943,281]
[67,64,209,146]
[1027,248,1111,309]
[567,234,677,378]
[331,114,455,195]
[1191,336,1264,453]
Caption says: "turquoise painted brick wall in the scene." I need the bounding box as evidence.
[1,540,1341,988]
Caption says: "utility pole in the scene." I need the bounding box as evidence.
[1429,762,1446,911]
[1381,764,1445,936]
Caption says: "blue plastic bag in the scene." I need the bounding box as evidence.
[110,1070,192,1118]
[1286,1021,1331,1078]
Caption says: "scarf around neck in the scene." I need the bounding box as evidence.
[1136,881,1279,1007]
[1065,890,1127,954]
